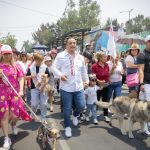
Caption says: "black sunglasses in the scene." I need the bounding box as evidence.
[91,79,97,82]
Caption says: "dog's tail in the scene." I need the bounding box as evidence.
[96,101,112,109]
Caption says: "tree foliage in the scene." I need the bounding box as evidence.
[32,23,57,46]
[21,40,33,53]
[32,0,101,45]
[0,33,17,49]
[103,17,120,29]
[126,14,150,34]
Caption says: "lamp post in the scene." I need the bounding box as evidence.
[120,8,133,34]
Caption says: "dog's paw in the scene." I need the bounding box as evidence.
[109,122,112,126]
[121,131,127,135]
[128,133,134,138]
[37,135,42,141]
[137,129,144,134]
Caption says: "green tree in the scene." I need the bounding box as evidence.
[125,14,150,33]
[103,17,120,30]
[78,0,100,29]
[21,40,32,53]
[32,0,101,44]
[0,33,17,49]
[143,17,150,31]
[32,23,57,46]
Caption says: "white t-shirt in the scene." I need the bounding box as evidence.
[84,85,99,104]
[125,55,136,68]
[107,61,123,82]
[16,61,27,74]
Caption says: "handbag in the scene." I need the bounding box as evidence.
[126,72,139,88]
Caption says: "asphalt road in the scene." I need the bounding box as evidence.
[0,87,150,150]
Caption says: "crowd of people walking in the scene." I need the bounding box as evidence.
[0,35,150,149]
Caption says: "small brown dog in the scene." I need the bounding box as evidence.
[37,120,60,150]
[35,74,52,95]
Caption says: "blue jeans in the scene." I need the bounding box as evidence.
[26,87,31,105]
[108,81,122,100]
[60,89,85,128]
[129,85,139,92]
[31,88,48,119]
[86,103,97,120]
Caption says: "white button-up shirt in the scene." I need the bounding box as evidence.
[53,50,89,92]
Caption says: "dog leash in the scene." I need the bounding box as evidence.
[2,71,51,130]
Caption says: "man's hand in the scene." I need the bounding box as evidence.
[61,75,68,81]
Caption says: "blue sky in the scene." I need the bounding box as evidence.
[0,0,149,49]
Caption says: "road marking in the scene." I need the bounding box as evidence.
[47,93,70,150]
[47,116,70,150]
[58,136,71,150]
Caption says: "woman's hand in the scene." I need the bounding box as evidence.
[140,84,145,92]
[112,64,117,69]
[97,80,105,86]
[19,90,24,97]
[0,69,4,78]
[31,74,36,79]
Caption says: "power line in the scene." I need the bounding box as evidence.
[0,0,61,18]
[0,25,37,29]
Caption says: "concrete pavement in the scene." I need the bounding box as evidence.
[0,89,150,150]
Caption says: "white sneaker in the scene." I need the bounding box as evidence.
[65,127,72,137]
[72,116,78,126]
[148,122,150,129]
[12,125,18,135]
[80,116,85,121]
[3,137,12,149]
[104,116,110,122]
[93,119,98,125]
[143,130,150,136]
[143,123,150,136]
[85,117,90,122]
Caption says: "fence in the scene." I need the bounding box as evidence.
[118,30,150,52]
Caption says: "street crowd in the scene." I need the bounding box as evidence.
[0,35,150,149]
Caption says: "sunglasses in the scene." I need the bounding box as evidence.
[91,79,97,82]
[131,49,138,51]
[21,55,27,57]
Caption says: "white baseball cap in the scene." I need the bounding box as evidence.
[0,44,12,54]
[85,43,91,47]
[145,35,150,42]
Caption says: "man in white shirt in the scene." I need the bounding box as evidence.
[53,38,89,137]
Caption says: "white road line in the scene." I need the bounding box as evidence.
[47,116,70,150]
[58,136,71,150]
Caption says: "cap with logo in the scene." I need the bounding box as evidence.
[0,44,12,54]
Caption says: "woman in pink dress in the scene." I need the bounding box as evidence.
[0,45,32,149]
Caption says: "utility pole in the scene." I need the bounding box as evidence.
[120,8,134,34]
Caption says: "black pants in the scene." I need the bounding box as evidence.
[122,74,126,85]
[97,86,109,116]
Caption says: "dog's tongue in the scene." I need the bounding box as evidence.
[47,134,52,142]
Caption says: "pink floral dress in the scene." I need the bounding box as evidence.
[0,63,32,122]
